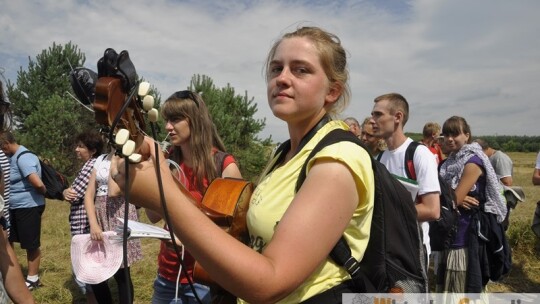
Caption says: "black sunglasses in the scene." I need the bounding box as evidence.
[169,90,199,108]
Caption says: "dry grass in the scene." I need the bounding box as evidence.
[13,152,540,302]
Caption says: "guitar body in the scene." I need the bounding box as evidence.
[192,178,253,287]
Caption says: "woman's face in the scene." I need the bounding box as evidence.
[361,123,378,147]
[165,115,191,147]
[266,37,338,123]
[444,127,470,153]
[75,142,93,162]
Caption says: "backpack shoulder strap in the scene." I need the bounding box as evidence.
[375,150,384,161]
[404,141,421,180]
[266,140,291,175]
[294,128,372,282]
[16,150,34,162]
[295,128,366,192]
[16,151,36,171]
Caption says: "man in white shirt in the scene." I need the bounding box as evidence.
[370,93,440,275]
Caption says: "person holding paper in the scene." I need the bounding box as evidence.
[370,93,440,277]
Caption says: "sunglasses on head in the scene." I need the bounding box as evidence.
[169,90,199,108]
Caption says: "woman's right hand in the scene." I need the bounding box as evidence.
[63,188,77,202]
[90,225,103,241]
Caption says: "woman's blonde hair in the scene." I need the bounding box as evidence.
[264,26,350,118]
[161,91,226,193]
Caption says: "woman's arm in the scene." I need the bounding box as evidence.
[454,163,483,209]
[107,155,122,197]
[114,144,358,303]
[84,169,103,241]
[533,168,540,186]
[221,162,242,179]
[0,230,36,304]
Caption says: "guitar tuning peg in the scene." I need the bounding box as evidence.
[128,153,142,163]
[115,129,130,146]
[122,140,136,157]
[138,82,150,97]
[142,95,154,112]
[147,108,159,123]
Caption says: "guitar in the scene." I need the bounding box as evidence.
[88,48,254,291]
[192,177,253,286]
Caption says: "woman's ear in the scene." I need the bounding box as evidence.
[325,81,343,105]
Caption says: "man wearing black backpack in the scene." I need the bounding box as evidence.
[0,131,46,290]
[370,93,441,278]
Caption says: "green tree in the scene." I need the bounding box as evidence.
[7,42,98,175]
[189,74,273,181]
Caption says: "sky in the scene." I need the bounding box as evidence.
[1,0,539,143]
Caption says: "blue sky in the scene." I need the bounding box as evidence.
[1,0,539,142]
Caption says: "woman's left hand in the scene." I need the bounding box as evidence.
[460,195,479,210]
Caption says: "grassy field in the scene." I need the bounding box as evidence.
[13,152,540,302]
[14,205,160,303]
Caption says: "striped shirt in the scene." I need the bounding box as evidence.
[0,150,10,235]
[68,157,97,236]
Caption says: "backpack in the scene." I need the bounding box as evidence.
[275,128,426,293]
[16,151,69,201]
[404,141,459,251]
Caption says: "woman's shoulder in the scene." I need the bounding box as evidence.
[467,154,483,166]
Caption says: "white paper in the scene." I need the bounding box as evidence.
[392,174,419,201]
[114,218,171,240]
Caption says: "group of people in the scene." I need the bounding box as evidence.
[0,25,537,304]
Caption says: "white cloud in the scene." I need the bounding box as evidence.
[1,0,539,142]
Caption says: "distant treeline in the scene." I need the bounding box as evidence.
[406,134,540,153]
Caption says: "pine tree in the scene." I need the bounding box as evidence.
[7,42,98,175]
[189,75,273,181]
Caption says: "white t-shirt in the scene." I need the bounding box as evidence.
[378,137,441,255]
[536,151,540,169]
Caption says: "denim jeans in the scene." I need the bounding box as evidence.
[152,274,211,304]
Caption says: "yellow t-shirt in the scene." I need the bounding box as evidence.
[240,120,375,303]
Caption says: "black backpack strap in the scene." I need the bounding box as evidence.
[404,141,421,180]
[16,150,35,169]
[15,150,36,181]
[295,128,375,290]
[268,115,331,176]
[16,150,33,161]
[295,128,365,192]
[376,150,384,162]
